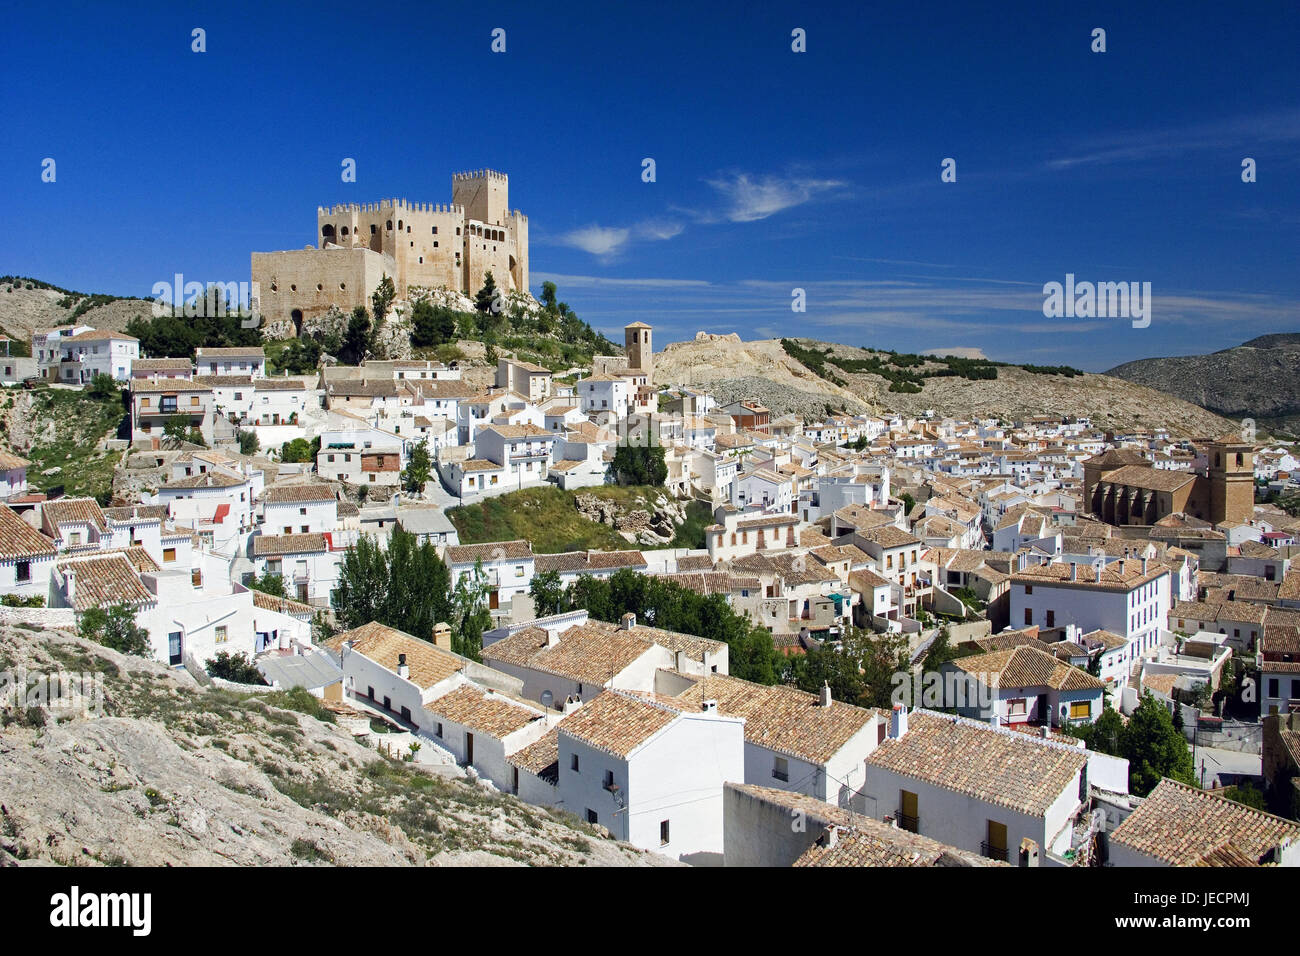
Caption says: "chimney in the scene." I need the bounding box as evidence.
[545,627,561,648]
[818,681,833,708]
[701,699,717,713]
[397,653,409,680]
[620,612,636,630]
[1069,562,1077,582]
[820,826,839,848]
[890,703,908,739]
[432,622,452,651]
[1141,556,1149,574]
[1039,725,1051,739]
[65,567,75,604]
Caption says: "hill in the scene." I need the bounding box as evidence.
[0,277,155,343]
[654,333,1233,436]
[0,623,669,867]
[1108,335,1300,435]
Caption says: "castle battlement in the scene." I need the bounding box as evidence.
[452,168,508,182]
[318,200,466,217]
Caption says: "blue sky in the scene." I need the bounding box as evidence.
[2,0,1297,370]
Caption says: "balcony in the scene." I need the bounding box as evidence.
[980,841,1009,862]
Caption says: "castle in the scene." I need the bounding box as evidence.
[251,169,529,332]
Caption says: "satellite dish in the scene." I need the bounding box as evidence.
[541,690,554,710]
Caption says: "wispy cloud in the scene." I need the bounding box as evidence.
[556,224,632,258]
[1045,109,1300,170]
[703,172,845,222]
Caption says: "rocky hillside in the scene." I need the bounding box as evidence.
[1108,335,1300,435]
[0,624,671,867]
[654,333,872,417]
[0,278,154,342]
[656,333,1234,436]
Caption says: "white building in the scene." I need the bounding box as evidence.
[555,688,744,863]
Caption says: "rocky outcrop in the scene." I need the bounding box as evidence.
[574,492,687,546]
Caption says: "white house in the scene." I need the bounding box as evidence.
[555,688,745,863]
[0,503,57,600]
[57,329,140,383]
[195,346,266,379]
[863,708,1091,865]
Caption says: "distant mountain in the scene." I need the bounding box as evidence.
[1107,334,1300,434]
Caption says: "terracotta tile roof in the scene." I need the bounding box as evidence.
[42,497,108,533]
[102,504,169,522]
[262,482,337,504]
[250,589,315,617]
[508,729,559,777]
[56,553,156,611]
[195,346,265,358]
[323,621,465,690]
[674,554,715,573]
[164,472,247,490]
[482,621,654,686]
[1012,558,1168,591]
[556,689,681,758]
[865,710,1088,817]
[534,550,648,575]
[252,532,328,556]
[426,684,544,738]
[0,451,31,469]
[670,672,878,764]
[951,645,1104,692]
[132,357,191,370]
[0,504,56,560]
[479,424,553,439]
[1110,778,1300,865]
[131,378,212,393]
[445,539,533,564]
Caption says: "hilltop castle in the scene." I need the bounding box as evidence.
[251,169,528,332]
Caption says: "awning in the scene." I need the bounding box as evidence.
[213,503,230,524]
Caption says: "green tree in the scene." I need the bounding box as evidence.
[206,651,266,684]
[450,559,493,660]
[370,274,396,326]
[611,444,667,486]
[539,281,557,311]
[339,306,372,365]
[236,427,259,456]
[401,439,433,494]
[87,373,121,401]
[78,603,150,657]
[280,436,320,463]
[1122,694,1196,795]
[529,570,565,617]
[409,300,457,348]
[474,271,499,315]
[246,572,286,599]
[333,529,453,642]
[163,414,194,442]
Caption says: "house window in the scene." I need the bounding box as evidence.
[660,820,670,846]
[1024,609,1033,625]
[1024,585,1033,595]
[1069,701,1092,720]
[571,754,580,772]
[163,548,176,563]
[603,770,615,790]
[191,569,203,587]
[773,756,789,782]
[15,560,30,583]
[585,809,598,825]
[1009,698,1027,716]
[1268,678,1280,698]
[214,625,228,644]
[435,722,443,738]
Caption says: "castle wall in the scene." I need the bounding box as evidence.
[251,247,391,329]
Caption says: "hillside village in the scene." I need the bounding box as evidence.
[2,178,1299,870]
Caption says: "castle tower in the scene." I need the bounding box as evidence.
[452,169,509,226]
[1205,434,1255,525]
[625,321,653,375]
